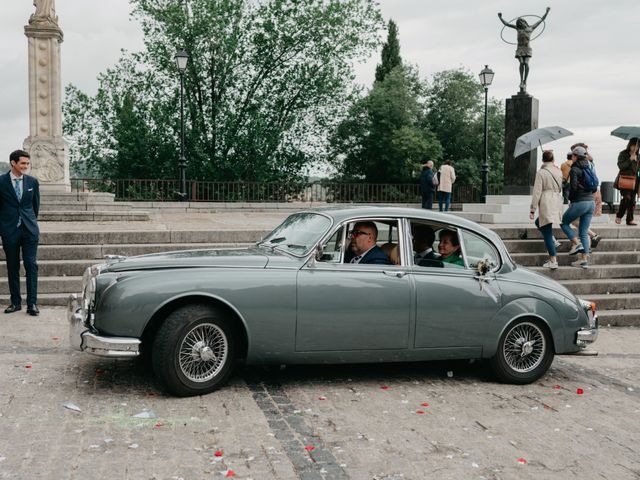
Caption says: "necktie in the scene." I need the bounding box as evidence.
[350,255,362,264]
[14,178,22,201]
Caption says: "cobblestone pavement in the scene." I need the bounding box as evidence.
[0,309,638,480]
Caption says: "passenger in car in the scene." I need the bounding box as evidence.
[437,229,465,267]
[411,224,437,265]
[381,243,400,265]
[347,222,392,265]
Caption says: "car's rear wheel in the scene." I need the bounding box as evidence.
[490,318,554,384]
[152,304,236,396]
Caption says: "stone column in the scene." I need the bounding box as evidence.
[23,5,70,192]
[503,93,539,195]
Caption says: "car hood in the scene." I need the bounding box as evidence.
[103,247,280,272]
[507,265,578,302]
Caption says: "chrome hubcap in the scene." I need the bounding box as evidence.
[503,322,545,373]
[179,323,228,383]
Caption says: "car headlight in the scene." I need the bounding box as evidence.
[579,298,597,328]
[81,263,105,325]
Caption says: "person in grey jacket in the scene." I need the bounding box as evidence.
[560,146,595,269]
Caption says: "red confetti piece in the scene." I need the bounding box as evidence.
[416,410,426,415]
[154,422,163,428]
[52,336,60,341]
[576,388,584,395]
[552,385,561,389]
[517,457,528,465]
[214,450,224,457]
[25,364,32,369]
[380,386,389,390]
[420,402,430,407]
[304,445,315,452]
[318,396,327,400]
[225,470,235,478]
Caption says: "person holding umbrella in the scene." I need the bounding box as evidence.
[529,150,563,269]
[614,138,640,225]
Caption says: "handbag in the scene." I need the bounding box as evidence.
[615,174,636,191]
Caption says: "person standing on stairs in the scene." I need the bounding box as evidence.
[0,150,40,316]
[529,150,564,270]
[614,138,640,226]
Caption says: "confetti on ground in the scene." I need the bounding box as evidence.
[133,410,157,419]
[576,388,584,395]
[517,457,528,465]
[552,385,561,389]
[62,402,82,412]
[128,443,139,449]
[52,336,60,341]
[154,422,163,428]
[420,402,430,407]
[223,470,235,478]
[416,410,426,415]
[214,450,224,457]
[304,445,315,452]
[25,364,32,369]
[380,386,389,390]
[318,396,327,400]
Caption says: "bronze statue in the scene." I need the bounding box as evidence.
[498,7,550,94]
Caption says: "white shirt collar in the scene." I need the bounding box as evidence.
[10,172,23,181]
[354,245,376,262]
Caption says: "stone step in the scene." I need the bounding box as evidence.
[0,292,70,307]
[492,225,639,240]
[596,309,640,327]
[559,278,640,296]
[512,251,640,267]
[41,201,136,211]
[0,276,81,295]
[529,264,640,280]
[587,294,640,311]
[0,243,253,261]
[42,192,116,202]
[34,229,267,245]
[39,211,150,222]
[503,238,638,253]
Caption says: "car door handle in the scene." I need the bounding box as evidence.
[384,270,407,278]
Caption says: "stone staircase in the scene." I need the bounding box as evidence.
[39,192,150,221]
[496,225,640,326]
[0,217,638,327]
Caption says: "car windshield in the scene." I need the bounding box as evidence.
[258,213,332,256]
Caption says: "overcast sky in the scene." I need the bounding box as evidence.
[1,0,638,182]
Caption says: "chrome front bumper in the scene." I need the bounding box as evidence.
[576,313,598,347]
[67,294,140,358]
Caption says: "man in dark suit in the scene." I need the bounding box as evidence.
[411,224,437,264]
[347,222,391,265]
[420,161,436,209]
[0,150,40,316]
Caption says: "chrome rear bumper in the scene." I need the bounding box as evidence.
[68,294,140,358]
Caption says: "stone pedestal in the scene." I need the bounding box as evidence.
[503,94,538,195]
[23,20,70,192]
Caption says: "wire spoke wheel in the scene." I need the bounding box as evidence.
[502,322,545,373]
[178,322,228,383]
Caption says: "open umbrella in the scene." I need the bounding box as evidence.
[611,126,640,140]
[514,126,573,158]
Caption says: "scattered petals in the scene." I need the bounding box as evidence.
[154,422,163,428]
[420,402,430,407]
[224,470,235,478]
[517,457,528,465]
[214,450,224,457]
[380,386,390,390]
[304,445,315,452]
[318,396,327,401]
[552,385,561,389]
[416,410,426,415]
[52,336,60,341]
[576,388,584,395]
[25,364,32,369]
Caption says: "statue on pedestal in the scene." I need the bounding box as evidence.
[498,7,550,94]
[30,0,58,26]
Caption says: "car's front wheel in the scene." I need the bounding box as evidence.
[490,319,554,384]
[152,304,236,396]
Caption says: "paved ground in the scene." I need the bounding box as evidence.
[0,308,638,479]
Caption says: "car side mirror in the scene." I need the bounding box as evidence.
[315,244,325,261]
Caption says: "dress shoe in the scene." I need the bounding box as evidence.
[4,304,22,314]
[27,305,39,316]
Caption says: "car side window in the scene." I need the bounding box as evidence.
[342,219,399,265]
[460,230,499,272]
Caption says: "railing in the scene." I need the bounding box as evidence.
[70,178,504,204]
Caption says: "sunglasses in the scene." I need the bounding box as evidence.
[349,230,371,237]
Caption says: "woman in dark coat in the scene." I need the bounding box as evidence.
[615,138,640,225]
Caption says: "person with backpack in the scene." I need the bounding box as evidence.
[419,161,437,209]
[614,138,640,225]
[560,145,597,269]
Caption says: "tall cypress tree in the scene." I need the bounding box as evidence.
[375,20,402,83]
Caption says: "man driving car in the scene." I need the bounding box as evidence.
[347,222,392,265]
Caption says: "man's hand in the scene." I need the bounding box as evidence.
[529,212,535,220]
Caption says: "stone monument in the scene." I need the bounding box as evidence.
[498,8,549,195]
[23,0,70,192]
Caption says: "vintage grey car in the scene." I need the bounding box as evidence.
[68,207,598,396]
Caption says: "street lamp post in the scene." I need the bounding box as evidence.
[175,49,189,201]
[478,65,494,204]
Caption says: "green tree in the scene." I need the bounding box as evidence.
[330,21,442,183]
[425,68,504,187]
[63,0,384,181]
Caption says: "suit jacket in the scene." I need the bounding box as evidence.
[420,167,434,194]
[0,172,40,238]
[359,245,392,265]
